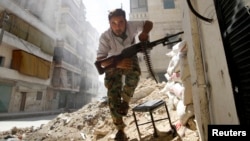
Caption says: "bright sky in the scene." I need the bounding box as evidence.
[82,0,130,34]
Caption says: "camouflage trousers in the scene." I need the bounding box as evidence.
[104,56,141,130]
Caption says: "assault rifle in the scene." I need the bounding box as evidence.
[95,31,184,75]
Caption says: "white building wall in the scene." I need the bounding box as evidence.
[193,1,238,124]
[0,0,57,112]
[8,84,47,112]
[130,0,183,81]
[0,43,13,68]
[180,0,239,140]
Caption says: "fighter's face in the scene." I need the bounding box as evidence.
[109,16,126,37]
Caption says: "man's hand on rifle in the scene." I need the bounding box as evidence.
[138,31,151,53]
[138,20,153,41]
[139,32,149,42]
[96,57,114,69]
[116,58,133,70]
[99,58,114,68]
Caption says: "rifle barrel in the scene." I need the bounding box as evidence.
[148,31,184,48]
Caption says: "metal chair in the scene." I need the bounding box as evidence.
[132,99,176,140]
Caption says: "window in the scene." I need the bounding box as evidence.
[163,0,175,9]
[131,0,147,8]
[36,91,43,100]
[0,56,4,66]
[130,0,148,13]
[67,71,72,85]
[53,93,57,100]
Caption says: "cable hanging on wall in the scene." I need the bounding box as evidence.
[187,0,213,23]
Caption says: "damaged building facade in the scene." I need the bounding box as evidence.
[0,0,99,113]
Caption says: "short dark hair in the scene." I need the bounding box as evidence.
[108,8,126,20]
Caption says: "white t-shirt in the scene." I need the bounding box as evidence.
[97,21,145,58]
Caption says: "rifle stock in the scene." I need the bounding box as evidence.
[95,31,184,75]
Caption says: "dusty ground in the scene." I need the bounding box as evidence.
[0,78,199,141]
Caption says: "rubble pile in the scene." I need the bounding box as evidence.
[0,78,199,141]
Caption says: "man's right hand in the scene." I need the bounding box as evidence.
[116,58,133,70]
[100,57,114,68]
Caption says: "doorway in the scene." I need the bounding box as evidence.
[20,92,27,111]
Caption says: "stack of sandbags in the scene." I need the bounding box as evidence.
[162,41,195,126]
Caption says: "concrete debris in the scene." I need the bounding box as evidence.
[80,132,86,140]
[0,78,199,141]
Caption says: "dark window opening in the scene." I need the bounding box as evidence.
[163,0,175,9]
[0,56,5,66]
[36,91,43,100]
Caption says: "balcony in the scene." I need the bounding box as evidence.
[52,67,81,92]
[0,11,54,55]
[11,50,52,80]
